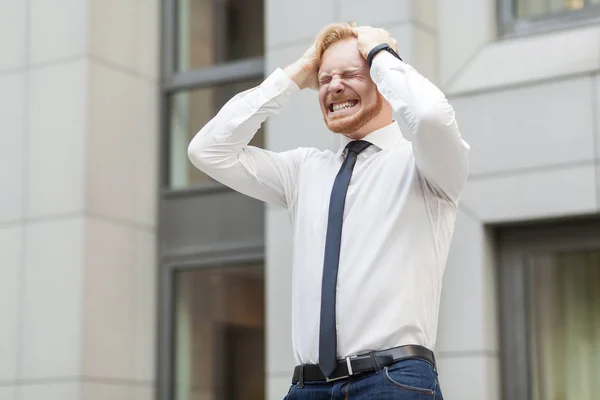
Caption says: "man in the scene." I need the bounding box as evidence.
[188,22,469,400]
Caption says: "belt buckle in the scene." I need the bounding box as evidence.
[325,356,355,382]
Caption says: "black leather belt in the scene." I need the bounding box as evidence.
[292,345,436,384]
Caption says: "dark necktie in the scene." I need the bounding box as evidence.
[319,139,372,377]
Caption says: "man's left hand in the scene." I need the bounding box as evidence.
[352,26,398,60]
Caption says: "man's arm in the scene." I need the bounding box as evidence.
[354,27,470,204]
[188,45,319,209]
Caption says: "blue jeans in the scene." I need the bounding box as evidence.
[284,359,443,399]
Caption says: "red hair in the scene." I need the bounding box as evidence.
[315,21,358,63]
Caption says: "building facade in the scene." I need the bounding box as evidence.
[1,1,599,400]
[0,1,160,399]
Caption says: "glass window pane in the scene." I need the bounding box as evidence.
[516,0,588,18]
[177,0,264,71]
[174,264,265,400]
[169,78,264,188]
[527,251,600,400]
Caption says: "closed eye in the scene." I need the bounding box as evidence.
[343,72,363,80]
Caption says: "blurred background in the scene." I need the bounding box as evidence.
[0,0,599,399]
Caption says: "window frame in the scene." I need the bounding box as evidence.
[499,0,600,38]
[496,217,600,400]
[156,1,267,400]
[157,252,265,400]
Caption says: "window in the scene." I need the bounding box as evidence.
[526,251,600,400]
[169,78,264,187]
[500,0,600,37]
[162,0,265,188]
[516,0,599,18]
[176,0,264,72]
[498,220,600,400]
[174,264,265,400]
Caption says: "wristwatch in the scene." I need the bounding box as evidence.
[367,43,403,68]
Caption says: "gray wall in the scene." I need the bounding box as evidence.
[0,1,160,399]
[436,2,599,398]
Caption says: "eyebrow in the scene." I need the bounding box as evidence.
[318,67,364,80]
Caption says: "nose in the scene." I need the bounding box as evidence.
[329,76,344,95]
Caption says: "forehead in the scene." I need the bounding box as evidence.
[319,38,366,75]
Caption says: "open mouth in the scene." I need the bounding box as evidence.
[328,99,359,115]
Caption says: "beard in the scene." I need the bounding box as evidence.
[324,93,384,134]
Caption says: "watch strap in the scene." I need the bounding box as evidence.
[367,43,402,67]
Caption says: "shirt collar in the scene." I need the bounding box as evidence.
[339,121,405,153]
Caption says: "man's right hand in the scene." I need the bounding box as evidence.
[284,44,319,90]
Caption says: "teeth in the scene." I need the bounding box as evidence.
[332,101,357,112]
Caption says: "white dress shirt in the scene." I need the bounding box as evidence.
[188,52,470,365]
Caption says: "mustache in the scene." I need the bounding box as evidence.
[325,96,359,104]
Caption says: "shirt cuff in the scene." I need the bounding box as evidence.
[260,68,302,102]
[369,51,408,83]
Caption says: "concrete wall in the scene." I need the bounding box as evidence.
[0,1,159,399]
[437,0,599,397]
[264,0,599,399]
